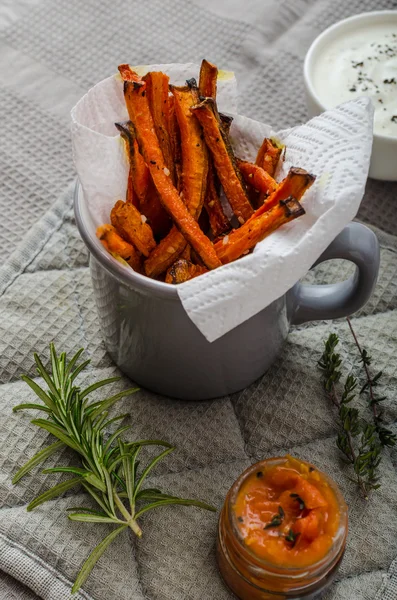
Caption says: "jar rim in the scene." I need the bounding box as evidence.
[227,456,348,577]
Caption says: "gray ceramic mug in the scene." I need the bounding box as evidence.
[75,182,380,400]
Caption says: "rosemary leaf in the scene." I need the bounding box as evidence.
[68,513,123,524]
[13,403,52,414]
[135,497,216,519]
[27,477,82,511]
[12,440,64,484]
[71,525,128,594]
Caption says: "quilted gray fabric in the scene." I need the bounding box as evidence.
[1,0,397,599]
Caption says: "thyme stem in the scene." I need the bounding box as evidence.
[347,318,396,449]
[346,317,377,420]
[326,378,368,499]
[318,332,382,499]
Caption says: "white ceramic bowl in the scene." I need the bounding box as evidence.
[304,11,397,182]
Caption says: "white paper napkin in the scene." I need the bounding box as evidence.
[71,63,373,343]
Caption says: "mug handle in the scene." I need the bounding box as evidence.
[288,222,380,325]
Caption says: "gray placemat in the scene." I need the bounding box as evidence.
[1,0,397,598]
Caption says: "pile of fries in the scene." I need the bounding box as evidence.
[97,60,316,284]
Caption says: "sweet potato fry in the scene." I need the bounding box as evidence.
[96,224,142,272]
[115,121,149,205]
[215,197,305,264]
[199,59,218,98]
[191,97,253,224]
[237,159,278,196]
[165,259,208,284]
[111,200,156,257]
[257,167,316,216]
[123,80,221,271]
[143,71,175,183]
[204,161,230,237]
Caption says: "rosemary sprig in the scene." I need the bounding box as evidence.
[318,333,382,498]
[12,344,215,593]
[347,317,397,448]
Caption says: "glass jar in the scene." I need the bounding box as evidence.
[216,457,348,599]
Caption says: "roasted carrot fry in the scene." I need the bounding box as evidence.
[146,80,209,276]
[237,159,278,196]
[199,59,218,98]
[111,200,156,257]
[204,161,230,237]
[96,224,142,272]
[139,177,171,239]
[115,120,169,237]
[114,121,139,206]
[145,233,187,277]
[165,259,208,284]
[257,167,315,216]
[123,80,221,271]
[180,244,192,261]
[172,81,208,218]
[219,113,233,135]
[131,138,150,202]
[215,197,305,264]
[118,64,141,83]
[169,94,182,189]
[197,61,230,237]
[256,138,282,176]
[143,71,175,183]
[255,138,283,207]
[191,98,253,224]
[115,122,150,205]
[126,166,138,205]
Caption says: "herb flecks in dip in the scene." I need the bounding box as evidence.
[312,24,397,137]
[234,456,341,568]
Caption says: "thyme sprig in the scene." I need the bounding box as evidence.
[347,317,397,448]
[12,344,215,593]
[318,333,382,499]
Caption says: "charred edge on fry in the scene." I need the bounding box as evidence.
[168,264,178,284]
[115,120,135,140]
[192,97,249,196]
[279,196,305,218]
[219,113,233,127]
[289,167,316,185]
[186,77,198,90]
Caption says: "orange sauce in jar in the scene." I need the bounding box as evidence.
[217,456,348,600]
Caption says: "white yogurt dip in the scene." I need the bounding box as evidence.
[312,23,397,137]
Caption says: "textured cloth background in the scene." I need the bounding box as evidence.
[0,0,397,599]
